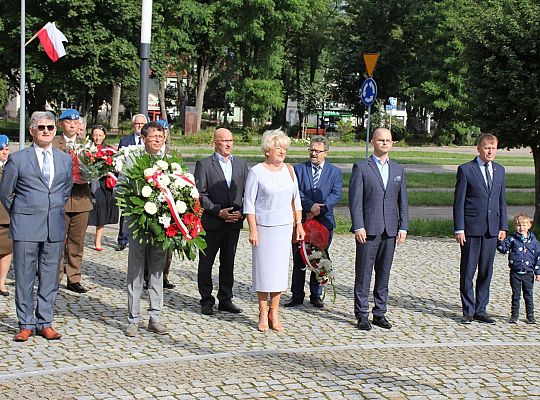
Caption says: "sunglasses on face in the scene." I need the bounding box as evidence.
[33,125,56,131]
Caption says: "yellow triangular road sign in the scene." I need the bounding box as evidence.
[363,53,379,77]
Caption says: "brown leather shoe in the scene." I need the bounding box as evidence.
[37,327,62,340]
[14,329,33,342]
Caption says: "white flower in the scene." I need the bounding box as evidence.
[156,160,169,170]
[190,187,199,198]
[114,159,124,172]
[318,259,332,271]
[173,178,187,189]
[141,185,153,198]
[157,192,166,202]
[144,167,157,177]
[175,200,187,214]
[171,162,182,172]
[310,250,323,260]
[144,202,158,215]
[158,215,171,228]
[184,172,195,183]
[157,174,171,187]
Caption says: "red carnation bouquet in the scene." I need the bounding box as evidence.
[297,219,336,301]
[70,141,118,184]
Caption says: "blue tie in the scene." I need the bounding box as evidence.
[313,165,321,188]
[42,150,51,187]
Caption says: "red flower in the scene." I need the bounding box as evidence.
[165,224,179,237]
[95,150,104,158]
[105,156,113,166]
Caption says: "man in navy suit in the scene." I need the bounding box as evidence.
[285,135,342,308]
[349,128,408,331]
[116,114,147,251]
[453,133,507,324]
[0,111,72,342]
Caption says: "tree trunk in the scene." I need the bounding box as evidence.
[195,58,210,132]
[532,147,540,228]
[110,82,121,131]
[158,79,167,120]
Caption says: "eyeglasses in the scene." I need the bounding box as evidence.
[273,146,288,151]
[33,125,56,131]
[145,135,165,141]
[308,148,327,154]
[375,139,393,144]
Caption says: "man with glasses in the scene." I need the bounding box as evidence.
[53,109,93,294]
[194,128,249,315]
[285,135,342,309]
[0,111,72,341]
[349,127,409,331]
[116,114,148,251]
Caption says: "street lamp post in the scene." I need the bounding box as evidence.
[139,0,153,116]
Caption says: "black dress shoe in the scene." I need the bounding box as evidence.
[309,297,324,308]
[372,315,392,329]
[143,281,149,290]
[460,316,473,324]
[201,304,214,315]
[473,314,495,324]
[115,243,127,251]
[163,279,175,289]
[218,302,242,313]
[284,298,303,308]
[66,282,88,294]
[357,318,372,331]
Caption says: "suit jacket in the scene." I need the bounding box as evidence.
[0,146,72,242]
[294,161,342,230]
[52,135,93,212]
[453,158,507,236]
[194,154,249,231]
[118,133,139,149]
[349,156,409,237]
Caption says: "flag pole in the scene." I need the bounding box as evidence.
[24,31,39,47]
[19,0,26,150]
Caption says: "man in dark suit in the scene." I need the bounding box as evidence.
[194,128,249,315]
[453,133,507,324]
[285,135,342,308]
[0,111,72,342]
[349,127,409,331]
[53,108,93,294]
[116,113,147,251]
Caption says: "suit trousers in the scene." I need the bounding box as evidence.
[459,234,497,317]
[197,228,241,306]
[117,215,128,246]
[354,233,396,319]
[290,230,333,300]
[13,240,63,330]
[127,237,166,323]
[144,250,173,282]
[59,211,89,284]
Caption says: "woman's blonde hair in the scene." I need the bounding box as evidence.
[261,129,290,155]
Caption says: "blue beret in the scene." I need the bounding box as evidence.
[59,108,80,120]
[156,119,169,129]
[0,134,9,149]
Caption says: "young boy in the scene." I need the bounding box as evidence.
[497,213,540,324]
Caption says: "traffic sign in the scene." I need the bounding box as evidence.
[388,96,397,107]
[363,53,379,77]
[361,78,377,107]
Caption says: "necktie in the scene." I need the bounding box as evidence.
[137,136,142,145]
[484,162,492,191]
[42,150,51,187]
[313,165,321,188]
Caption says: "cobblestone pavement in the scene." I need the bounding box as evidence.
[1,229,539,399]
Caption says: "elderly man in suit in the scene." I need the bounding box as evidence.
[116,113,148,251]
[53,108,93,294]
[194,128,249,315]
[0,111,72,342]
[285,135,342,308]
[453,133,507,324]
[119,122,170,337]
[349,127,409,331]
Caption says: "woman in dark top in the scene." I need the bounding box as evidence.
[87,125,119,251]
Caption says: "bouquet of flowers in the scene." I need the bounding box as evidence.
[69,141,118,184]
[115,151,206,260]
[297,219,336,301]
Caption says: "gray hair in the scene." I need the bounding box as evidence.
[132,113,148,123]
[310,135,329,151]
[261,129,290,154]
[30,111,56,127]
[78,116,87,128]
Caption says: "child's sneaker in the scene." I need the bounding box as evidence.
[509,315,519,324]
[526,316,536,324]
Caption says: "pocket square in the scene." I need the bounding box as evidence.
[394,176,402,182]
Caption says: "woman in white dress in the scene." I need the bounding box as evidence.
[244,130,305,332]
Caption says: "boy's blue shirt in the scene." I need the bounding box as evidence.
[497,232,540,274]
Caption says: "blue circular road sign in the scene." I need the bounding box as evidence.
[361,78,377,107]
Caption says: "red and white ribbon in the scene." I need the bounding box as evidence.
[298,240,315,269]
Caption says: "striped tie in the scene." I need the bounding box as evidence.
[313,165,321,188]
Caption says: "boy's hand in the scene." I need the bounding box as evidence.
[535,275,540,282]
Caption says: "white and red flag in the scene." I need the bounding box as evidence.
[37,22,68,62]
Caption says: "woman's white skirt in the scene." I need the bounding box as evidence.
[252,223,293,292]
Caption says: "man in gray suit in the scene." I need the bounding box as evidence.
[0,111,72,342]
[349,127,409,331]
[194,128,249,315]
